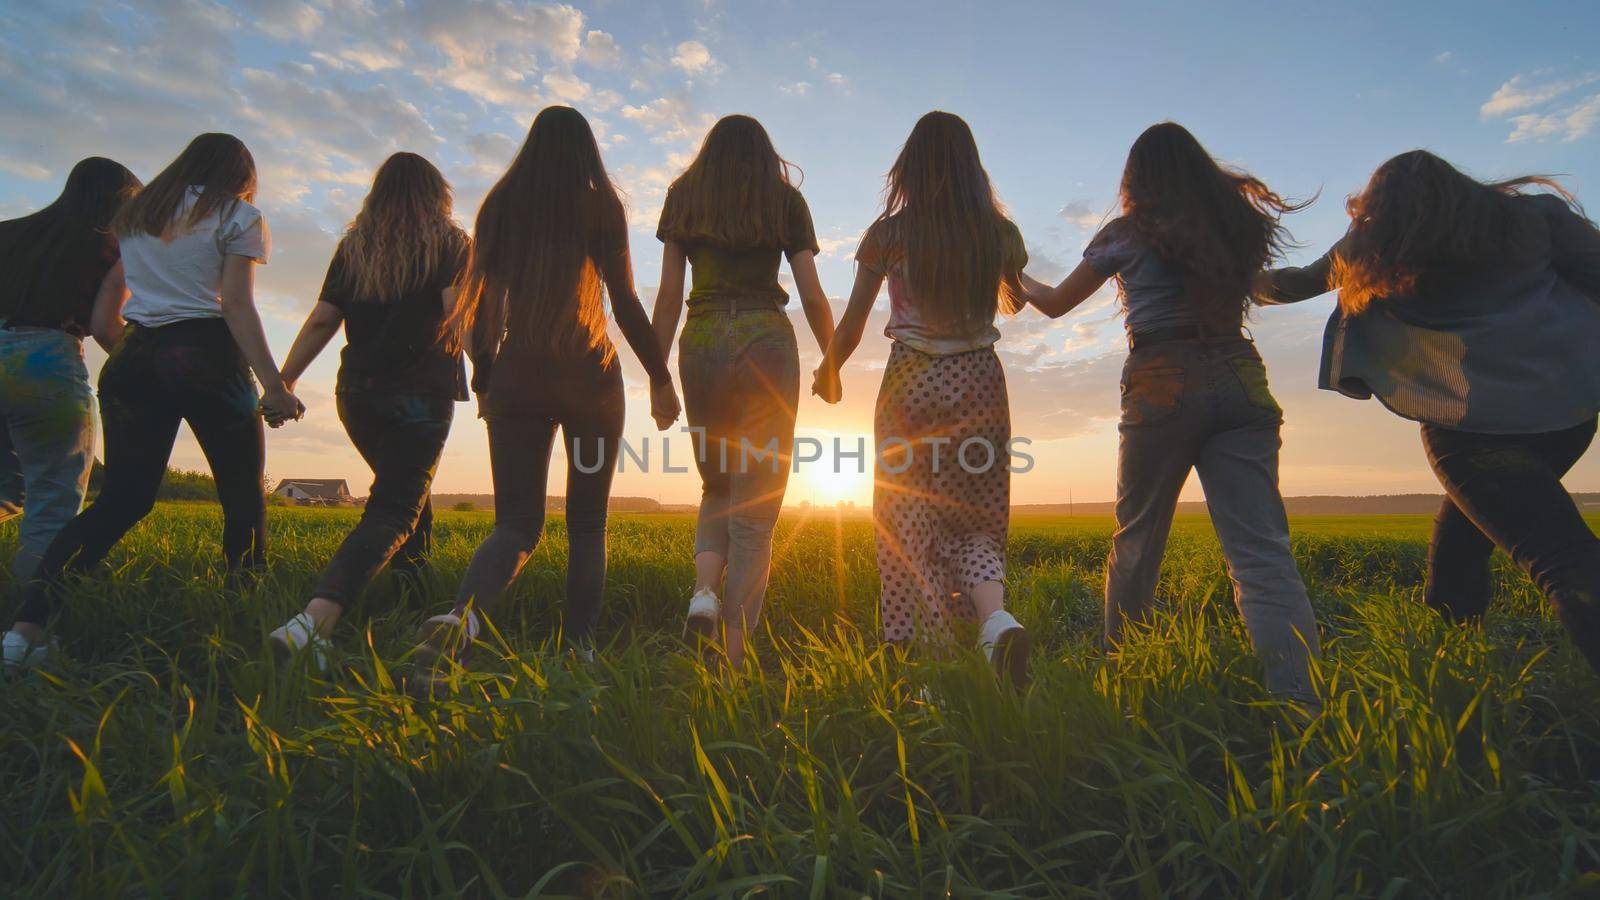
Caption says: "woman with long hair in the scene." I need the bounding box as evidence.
[1261,150,1600,673]
[1018,122,1320,704]
[266,153,471,667]
[0,158,140,593]
[413,106,679,674]
[3,133,301,671]
[649,114,835,669]
[814,111,1030,685]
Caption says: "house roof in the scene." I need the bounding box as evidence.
[273,478,351,499]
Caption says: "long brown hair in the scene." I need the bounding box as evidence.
[1332,150,1576,313]
[445,106,625,361]
[0,158,141,322]
[113,133,256,239]
[657,114,801,249]
[335,153,467,303]
[1118,122,1304,325]
[877,111,1023,327]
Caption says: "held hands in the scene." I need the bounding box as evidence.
[811,365,842,404]
[650,378,681,430]
[259,383,306,429]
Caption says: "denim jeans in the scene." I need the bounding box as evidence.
[311,392,455,605]
[678,303,799,631]
[15,318,265,625]
[1421,418,1600,672]
[1105,337,1320,702]
[0,326,96,584]
[456,358,624,644]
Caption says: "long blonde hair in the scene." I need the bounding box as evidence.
[443,106,625,361]
[336,153,467,303]
[877,112,1022,327]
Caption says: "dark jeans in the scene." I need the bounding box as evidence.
[1105,337,1320,701]
[1421,418,1600,672]
[455,358,624,644]
[15,319,264,625]
[311,392,454,605]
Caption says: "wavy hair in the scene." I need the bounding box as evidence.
[335,153,467,303]
[1118,122,1306,324]
[1332,150,1576,313]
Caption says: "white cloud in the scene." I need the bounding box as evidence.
[582,29,621,67]
[671,40,716,75]
[1480,71,1599,117]
[1480,70,1600,143]
[620,97,716,144]
[1056,201,1106,230]
[1432,51,1454,66]
[781,81,811,96]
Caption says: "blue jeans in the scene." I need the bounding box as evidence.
[0,326,95,584]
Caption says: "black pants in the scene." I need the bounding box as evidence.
[1422,418,1600,672]
[15,319,265,625]
[311,392,455,605]
[455,358,624,644]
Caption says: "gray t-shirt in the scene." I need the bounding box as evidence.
[1083,217,1199,335]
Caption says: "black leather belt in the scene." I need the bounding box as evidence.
[1128,325,1244,351]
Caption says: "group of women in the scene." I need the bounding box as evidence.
[2,106,1599,707]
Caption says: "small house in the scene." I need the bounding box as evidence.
[273,478,355,507]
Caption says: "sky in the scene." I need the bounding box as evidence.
[2,0,1599,507]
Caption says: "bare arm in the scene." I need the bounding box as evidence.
[218,254,301,423]
[650,241,688,359]
[278,301,344,391]
[813,265,885,402]
[1020,261,1109,319]
[89,261,129,354]
[787,250,835,354]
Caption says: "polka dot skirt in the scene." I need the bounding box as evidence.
[873,343,1010,643]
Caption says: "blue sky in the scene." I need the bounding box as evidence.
[2,0,1598,504]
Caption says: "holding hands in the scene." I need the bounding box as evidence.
[260,381,306,429]
[811,364,841,404]
[650,378,682,430]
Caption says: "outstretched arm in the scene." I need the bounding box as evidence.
[813,265,884,403]
[1020,261,1109,319]
[219,254,302,426]
[1258,245,1338,305]
[650,241,688,359]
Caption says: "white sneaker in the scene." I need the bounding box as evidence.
[685,589,719,640]
[269,613,332,673]
[978,610,1031,689]
[2,631,53,673]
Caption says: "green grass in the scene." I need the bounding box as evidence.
[3,505,1599,898]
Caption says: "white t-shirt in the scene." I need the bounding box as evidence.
[120,186,270,327]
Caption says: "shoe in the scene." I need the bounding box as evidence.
[979,610,1031,689]
[685,589,719,640]
[269,613,332,673]
[2,630,53,673]
[412,610,480,670]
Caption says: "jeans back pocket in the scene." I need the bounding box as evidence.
[1227,357,1283,416]
[1121,365,1185,426]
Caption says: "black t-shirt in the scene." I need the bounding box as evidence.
[0,227,120,335]
[317,241,469,399]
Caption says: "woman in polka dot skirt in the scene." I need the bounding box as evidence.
[813,111,1032,686]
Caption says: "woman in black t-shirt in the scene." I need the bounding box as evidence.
[0,157,140,594]
[269,152,470,668]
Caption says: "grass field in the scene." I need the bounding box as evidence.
[3,505,1599,898]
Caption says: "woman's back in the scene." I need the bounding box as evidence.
[119,187,269,327]
[321,238,468,397]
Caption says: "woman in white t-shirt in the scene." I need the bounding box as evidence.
[5,133,302,670]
